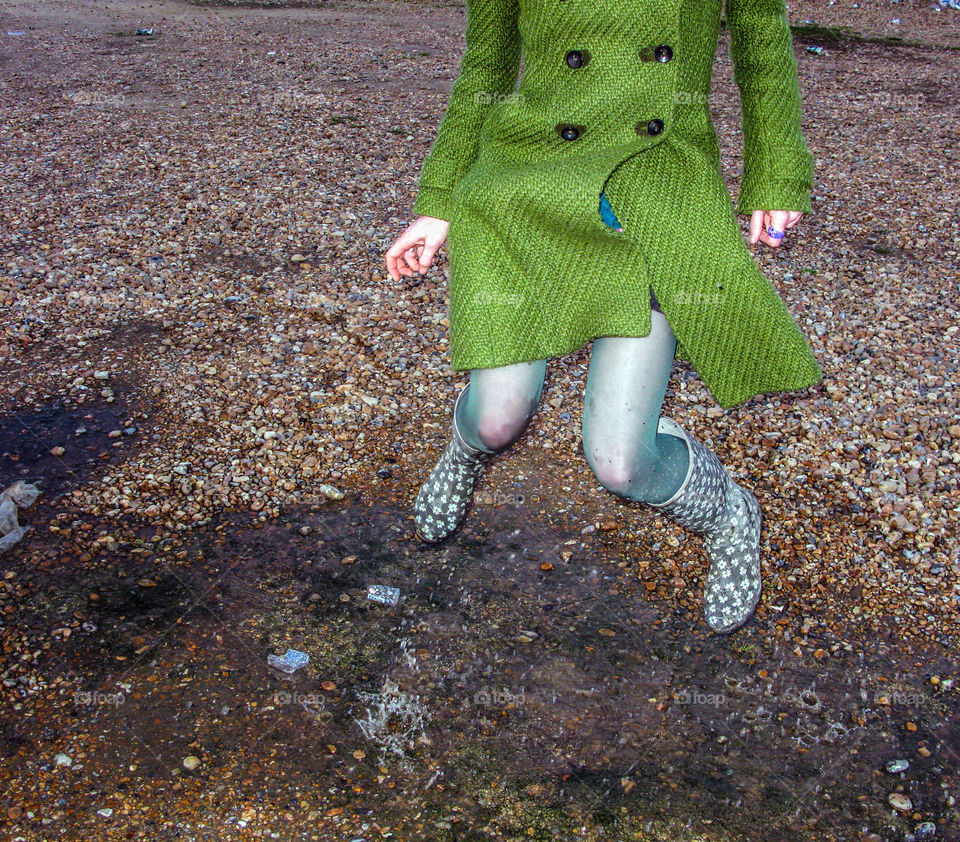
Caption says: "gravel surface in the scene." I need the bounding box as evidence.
[0,0,958,838]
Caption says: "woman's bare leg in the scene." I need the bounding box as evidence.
[582,311,688,504]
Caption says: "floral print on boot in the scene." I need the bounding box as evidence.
[649,417,763,633]
[413,384,493,543]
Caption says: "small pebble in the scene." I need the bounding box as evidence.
[887,792,912,811]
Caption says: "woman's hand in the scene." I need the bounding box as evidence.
[749,209,803,249]
[385,215,450,282]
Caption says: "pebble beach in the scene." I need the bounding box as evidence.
[1,0,958,838]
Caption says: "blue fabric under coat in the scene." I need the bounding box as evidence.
[599,191,622,229]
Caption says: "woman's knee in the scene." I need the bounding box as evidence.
[459,367,544,453]
[583,436,661,498]
[474,396,539,451]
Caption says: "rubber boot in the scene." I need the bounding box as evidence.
[413,383,494,542]
[648,417,763,633]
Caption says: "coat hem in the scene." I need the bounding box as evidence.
[448,326,657,372]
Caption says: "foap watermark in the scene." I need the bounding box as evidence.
[860,91,925,110]
[472,686,527,707]
[273,690,326,709]
[272,288,333,312]
[473,90,524,106]
[263,89,331,109]
[851,668,932,708]
[64,90,128,107]
[672,89,720,107]
[673,289,725,309]
[672,687,726,707]
[472,288,526,308]
[475,488,525,507]
[74,690,125,707]
[873,688,926,707]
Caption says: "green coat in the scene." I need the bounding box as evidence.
[411,0,822,408]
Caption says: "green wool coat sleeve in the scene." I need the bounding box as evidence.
[725,0,815,215]
[411,0,522,222]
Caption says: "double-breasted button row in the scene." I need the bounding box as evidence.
[557,43,672,140]
[555,116,663,140]
[566,44,673,70]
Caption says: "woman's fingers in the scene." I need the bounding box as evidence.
[751,209,800,249]
[764,210,790,248]
[384,238,406,282]
[749,209,766,246]
[401,244,424,276]
[416,239,441,272]
[385,217,450,282]
[385,232,424,281]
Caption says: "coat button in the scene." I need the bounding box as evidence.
[638,45,673,62]
[654,44,673,62]
[565,49,590,68]
[557,123,582,140]
[635,118,664,136]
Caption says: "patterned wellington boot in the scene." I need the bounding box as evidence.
[648,417,763,633]
[413,383,494,543]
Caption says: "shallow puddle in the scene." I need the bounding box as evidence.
[2,496,957,840]
[0,399,143,501]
